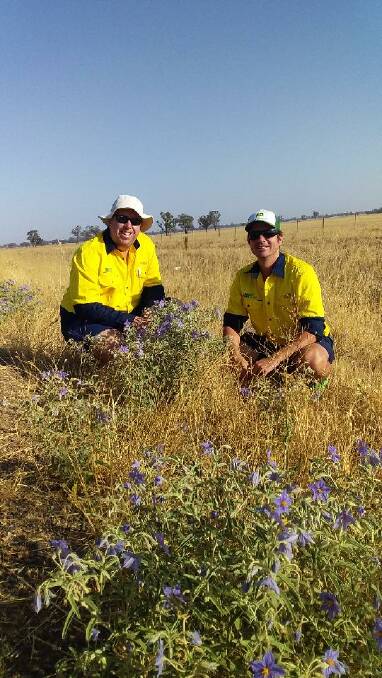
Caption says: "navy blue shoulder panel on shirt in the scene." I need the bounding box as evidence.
[223,312,248,332]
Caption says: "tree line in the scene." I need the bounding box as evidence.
[19,211,222,247]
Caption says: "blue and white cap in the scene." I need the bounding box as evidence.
[245,209,279,231]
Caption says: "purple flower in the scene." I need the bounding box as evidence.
[190,630,202,646]
[231,457,246,471]
[328,445,340,463]
[357,439,369,458]
[181,300,198,312]
[163,584,186,607]
[357,506,365,517]
[119,345,129,353]
[298,530,314,546]
[91,627,100,642]
[368,451,380,467]
[201,440,214,455]
[62,555,81,574]
[154,475,164,486]
[269,470,281,482]
[58,386,68,399]
[129,467,145,485]
[121,524,130,534]
[295,630,302,642]
[249,470,260,486]
[121,551,140,572]
[320,592,341,620]
[210,510,219,519]
[278,529,298,560]
[154,532,170,555]
[155,638,165,676]
[322,648,347,676]
[273,490,292,516]
[333,510,355,531]
[106,540,125,556]
[130,494,141,507]
[55,370,69,379]
[308,478,331,502]
[373,618,382,651]
[249,651,285,677]
[50,539,70,558]
[258,576,280,595]
[240,386,251,398]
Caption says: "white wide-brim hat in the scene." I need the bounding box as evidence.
[99,195,154,232]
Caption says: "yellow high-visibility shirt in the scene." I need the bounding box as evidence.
[61,229,162,314]
[225,252,331,345]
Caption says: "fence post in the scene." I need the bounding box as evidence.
[234,225,237,241]
[296,219,299,232]
[354,212,357,224]
[322,217,325,231]
[184,234,188,250]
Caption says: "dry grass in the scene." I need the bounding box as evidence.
[1,214,382,674]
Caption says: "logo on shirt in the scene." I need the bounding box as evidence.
[103,267,112,273]
[243,292,255,298]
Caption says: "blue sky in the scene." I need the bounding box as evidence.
[0,0,381,244]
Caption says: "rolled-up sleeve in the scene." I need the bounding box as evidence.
[296,266,326,338]
[224,271,248,331]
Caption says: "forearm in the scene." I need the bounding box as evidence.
[223,325,246,364]
[74,302,137,330]
[272,331,317,365]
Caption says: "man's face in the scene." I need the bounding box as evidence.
[109,208,142,251]
[247,223,283,260]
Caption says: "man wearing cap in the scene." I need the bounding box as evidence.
[60,195,165,345]
[223,209,334,383]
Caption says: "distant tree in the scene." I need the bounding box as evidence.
[198,214,211,231]
[312,211,319,219]
[157,211,177,236]
[209,210,221,231]
[81,225,102,240]
[26,229,43,246]
[300,215,307,221]
[71,225,82,243]
[19,241,30,247]
[176,213,194,234]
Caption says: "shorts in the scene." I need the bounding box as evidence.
[240,332,335,364]
[60,306,113,343]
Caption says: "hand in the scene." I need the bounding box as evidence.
[252,357,280,377]
[132,309,152,328]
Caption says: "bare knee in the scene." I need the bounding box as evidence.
[301,344,331,378]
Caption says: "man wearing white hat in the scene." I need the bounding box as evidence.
[223,209,334,384]
[60,195,164,345]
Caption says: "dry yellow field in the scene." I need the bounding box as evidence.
[1,213,382,674]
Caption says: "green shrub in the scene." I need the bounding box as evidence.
[35,441,382,676]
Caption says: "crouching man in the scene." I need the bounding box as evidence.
[223,209,334,384]
[60,194,165,348]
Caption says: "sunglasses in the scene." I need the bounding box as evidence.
[248,229,279,240]
[114,214,142,226]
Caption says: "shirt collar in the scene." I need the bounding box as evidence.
[250,252,285,279]
[102,228,141,254]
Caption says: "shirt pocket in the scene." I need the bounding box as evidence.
[135,260,148,279]
[98,272,116,289]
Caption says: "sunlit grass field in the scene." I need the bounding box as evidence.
[1,213,382,675]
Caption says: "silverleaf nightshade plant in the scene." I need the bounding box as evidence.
[33,439,382,676]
